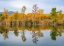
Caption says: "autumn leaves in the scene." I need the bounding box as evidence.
[0,4,64,26]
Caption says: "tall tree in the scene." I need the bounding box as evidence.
[32,4,38,20]
[3,8,8,19]
[21,6,26,26]
[50,8,58,24]
[21,6,26,20]
[32,4,38,26]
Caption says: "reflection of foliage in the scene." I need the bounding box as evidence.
[33,24,39,29]
[14,30,19,37]
[25,20,40,29]
[50,26,63,40]
[35,20,39,24]
[50,26,58,40]
[0,27,4,34]
[14,27,19,37]
[36,31,44,38]
[25,20,33,27]
[0,25,64,42]
[33,37,38,44]
[32,32,38,44]
[0,26,9,40]
[32,31,44,44]
[3,29,8,40]
[21,31,26,42]
[10,21,12,27]
[50,31,57,40]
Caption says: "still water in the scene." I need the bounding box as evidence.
[0,26,64,46]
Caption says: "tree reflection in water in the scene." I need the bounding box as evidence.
[32,31,44,44]
[0,25,64,43]
[3,29,8,40]
[21,30,26,42]
[50,26,64,40]
[50,26,58,40]
[13,27,19,37]
[31,25,44,44]
[32,31,38,44]
[0,26,9,40]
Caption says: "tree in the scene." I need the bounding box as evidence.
[21,6,26,26]
[58,10,63,19]
[58,10,62,15]
[32,4,38,26]
[13,11,18,26]
[50,8,58,24]
[57,10,63,24]
[14,11,18,20]
[0,14,2,21]
[32,4,38,20]
[37,9,44,14]
[3,8,8,19]
[36,31,44,38]
[3,28,9,40]
[21,6,26,20]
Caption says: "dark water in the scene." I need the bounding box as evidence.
[0,26,64,46]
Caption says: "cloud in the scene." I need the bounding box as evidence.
[9,0,31,9]
[0,0,64,13]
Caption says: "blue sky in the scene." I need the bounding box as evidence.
[0,0,64,13]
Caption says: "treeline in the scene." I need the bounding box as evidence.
[0,4,64,26]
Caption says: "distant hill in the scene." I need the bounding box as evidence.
[8,11,14,14]
[0,12,2,14]
[0,11,14,14]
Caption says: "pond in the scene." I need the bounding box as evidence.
[0,26,64,46]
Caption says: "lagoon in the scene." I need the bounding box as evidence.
[0,26,64,46]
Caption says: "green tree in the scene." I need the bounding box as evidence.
[50,8,58,24]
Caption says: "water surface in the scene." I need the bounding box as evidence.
[0,26,64,46]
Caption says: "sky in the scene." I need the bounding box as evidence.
[0,0,64,14]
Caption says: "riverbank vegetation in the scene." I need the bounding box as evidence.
[0,4,64,26]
